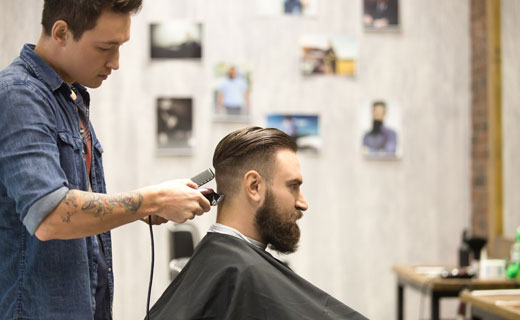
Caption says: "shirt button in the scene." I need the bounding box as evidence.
[108,267,112,272]
[74,107,78,112]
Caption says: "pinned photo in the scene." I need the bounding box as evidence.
[359,100,402,159]
[256,0,318,16]
[363,0,399,30]
[150,21,202,59]
[213,62,252,122]
[300,35,357,76]
[156,97,193,154]
[266,114,321,153]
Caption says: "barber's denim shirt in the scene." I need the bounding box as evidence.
[0,44,113,320]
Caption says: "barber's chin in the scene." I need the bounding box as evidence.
[83,79,104,88]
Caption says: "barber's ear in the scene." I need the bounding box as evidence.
[244,170,264,204]
[51,20,70,46]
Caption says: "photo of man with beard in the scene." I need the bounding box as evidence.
[147,126,367,319]
[362,101,398,157]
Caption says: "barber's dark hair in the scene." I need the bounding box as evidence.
[41,0,142,40]
[213,126,297,196]
[372,100,387,109]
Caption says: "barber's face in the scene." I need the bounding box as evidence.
[255,149,308,254]
[60,10,131,88]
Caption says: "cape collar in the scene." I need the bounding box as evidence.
[208,223,267,250]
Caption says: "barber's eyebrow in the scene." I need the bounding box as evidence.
[98,37,130,45]
[99,40,123,45]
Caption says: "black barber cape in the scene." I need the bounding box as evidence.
[148,232,367,320]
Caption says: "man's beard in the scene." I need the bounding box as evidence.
[371,120,383,133]
[254,189,303,254]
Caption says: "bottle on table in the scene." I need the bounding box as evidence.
[506,226,520,279]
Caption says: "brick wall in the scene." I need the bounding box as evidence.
[470,0,489,237]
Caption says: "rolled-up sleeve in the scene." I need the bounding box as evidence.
[0,82,69,233]
[24,186,69,235]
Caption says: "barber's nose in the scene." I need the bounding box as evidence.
[106,50,120,70]
[296,194,308,211]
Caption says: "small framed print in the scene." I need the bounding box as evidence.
[266,113,321,153]
[156,97,193,155]
[150,21,202,59]
[213,62,252,122]
[257,0,318,17]
[300,34,357,76]
[363,0,399,31]
[359,100,402,160]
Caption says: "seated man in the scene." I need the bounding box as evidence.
[148,127,366,319]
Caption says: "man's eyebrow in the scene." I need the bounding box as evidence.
[288,178,303,185]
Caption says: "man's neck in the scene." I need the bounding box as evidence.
[216,201,263,243]
[34,34,73,86]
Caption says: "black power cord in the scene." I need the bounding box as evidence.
[146,215,154,320]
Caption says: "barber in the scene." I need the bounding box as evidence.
[0,1,210,319]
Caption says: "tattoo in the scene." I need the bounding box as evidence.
[60,192,79,224]
[60,191,143,223]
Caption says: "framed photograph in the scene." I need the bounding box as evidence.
[156,97,193,155]
[359,100,402,159]
[266,113,321,153]
[150,21,202,59]
[213,62,252,122]
[256,0,318,16]
[300,34,357,76]
[363,0,399,30]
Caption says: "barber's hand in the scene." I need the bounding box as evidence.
[140,215,168,225]
[142,179,211,223]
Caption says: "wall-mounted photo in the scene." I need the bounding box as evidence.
[359,100,402,159]
[300,35,357,76]
[363,0,399,30]
[157,97,193,155]
[213,62,251,122]
[257,0,318,16]
[150,21,202,59]
[266,114,321,153]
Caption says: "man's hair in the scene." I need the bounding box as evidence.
[213,126,297,196]
[372,100,386,109]
[41,0,143,40]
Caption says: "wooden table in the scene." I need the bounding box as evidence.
[393,265,518,320]
[460,289,520,320]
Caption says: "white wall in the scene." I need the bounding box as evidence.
[502,0,520,238]
[1,1,517,320]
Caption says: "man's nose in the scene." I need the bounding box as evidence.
[296,193,308,211]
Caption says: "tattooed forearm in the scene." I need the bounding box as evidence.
[60,191,143,223]
[81,192,143,218]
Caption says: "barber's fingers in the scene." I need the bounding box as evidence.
[140,215,168,225]
[181,178,199,190]
[198,194,211,213]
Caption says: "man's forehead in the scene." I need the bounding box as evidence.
[83,10,131,44]
[273,149,303,181]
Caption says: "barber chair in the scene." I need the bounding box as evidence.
[167,222,200,280]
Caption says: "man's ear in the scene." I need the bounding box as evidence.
[243,170,264,204]
[51,20,71,46]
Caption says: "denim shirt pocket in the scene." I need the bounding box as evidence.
[57,131,86,189]
[91,139,107,193]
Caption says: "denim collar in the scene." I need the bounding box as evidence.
[20,43,90,106]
